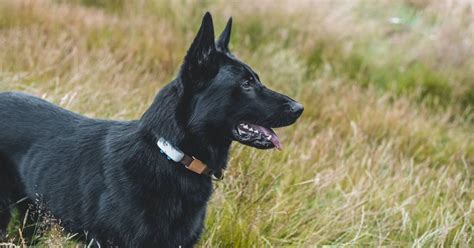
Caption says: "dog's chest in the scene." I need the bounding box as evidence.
[151,181,211,224]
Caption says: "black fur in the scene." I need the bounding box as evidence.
[0,12,303,247]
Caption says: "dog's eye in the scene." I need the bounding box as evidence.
[241,80,252,90]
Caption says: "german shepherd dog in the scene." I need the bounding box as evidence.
[0,12,303,247]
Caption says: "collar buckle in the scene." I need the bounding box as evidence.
[211,172,224,181]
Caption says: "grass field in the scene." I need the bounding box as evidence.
[0,0,473,247]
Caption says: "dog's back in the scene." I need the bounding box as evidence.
[0,92,84,158]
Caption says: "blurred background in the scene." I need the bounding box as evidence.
[0,0,473,246]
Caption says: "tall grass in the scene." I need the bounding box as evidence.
[0,0,473,246]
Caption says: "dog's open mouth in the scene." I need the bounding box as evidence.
[231,122,282,150]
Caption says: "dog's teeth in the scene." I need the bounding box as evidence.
[249,128,254,131]
[243,124,249,129]
[253,130,258,133]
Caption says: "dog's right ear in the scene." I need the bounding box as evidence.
[182,12,217,82]
[216,17,232,52]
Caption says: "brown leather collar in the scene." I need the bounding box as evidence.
[178,154,224,181]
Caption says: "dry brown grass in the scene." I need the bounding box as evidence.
[0,0,473,247]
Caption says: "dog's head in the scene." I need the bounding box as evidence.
[180,12,303,150]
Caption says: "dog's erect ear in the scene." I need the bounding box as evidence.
[182,12,217,79]
[216,17,232,52]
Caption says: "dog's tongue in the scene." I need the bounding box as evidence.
[270,134,282,150]
[253,125,282,150]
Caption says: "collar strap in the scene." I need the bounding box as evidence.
[157,137,223,180]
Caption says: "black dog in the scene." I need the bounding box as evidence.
[0,12,303,247]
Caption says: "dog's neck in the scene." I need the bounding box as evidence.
[140,80,230,175]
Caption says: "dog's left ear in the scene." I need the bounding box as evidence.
[216,17,232,52]
[182,12,217,81]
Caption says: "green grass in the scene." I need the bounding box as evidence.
[0,0,473,247]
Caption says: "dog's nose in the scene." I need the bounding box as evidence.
[289,102,304,118]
